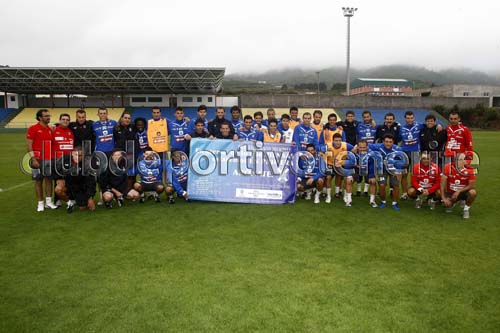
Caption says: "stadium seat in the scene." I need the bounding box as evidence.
[0,108,17,123]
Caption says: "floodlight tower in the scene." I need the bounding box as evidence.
[342,6,357,96]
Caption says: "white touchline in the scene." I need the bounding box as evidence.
[0,181,32,193]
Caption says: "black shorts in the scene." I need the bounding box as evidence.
[141,182,163,192]
[378,172,400,187]
[300,178,317,190]
[31,159,54,180]
[445,191,469,201]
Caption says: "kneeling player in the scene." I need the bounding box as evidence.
[407,152,441,209]
[134,147,164,203]
[100,149,140,208]
[62,147,96,212]
[165,150,190,203]
[440,152,477,219]
[297,144,326,204]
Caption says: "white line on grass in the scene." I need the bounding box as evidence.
[0,181,32,193]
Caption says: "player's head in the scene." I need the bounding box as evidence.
[306,143,316,155]
[345,110,355,122]
[98,107,108,121]
[327,113,338,126]
[220,122,230,137]
[280,114,290,128]
[362,110,372,124]
[75,109,86,124]
[231,106,241,119]
[358,139,368,153]
[243,115,253,130]
[289,106,299,119]
[120,111,132,126]
[313,110,322,124]
[134,117,146,131]
[420,152,430,166]
[253,111,264,124]
[333,133,343,148]
[143,146,155,160]
[36,109,50,124]
[195,118,205,133]
[384,112,395,125]
[215,107,225,119]
[152,106,161,120]
[197,105,207,118]
[172,150,183,164]
[175,107,184,120]
[425,114,436,128]
[302,112,312,126]
[383,134,395,149]
[449,111,461,126]
[59,113,70,128]
[266,108,276,119]
[110,148,125,164]
[404,111,415,125]
[268,119,278,132]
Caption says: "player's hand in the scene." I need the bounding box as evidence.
[184,134,192,140]
[232,134,238,141]
[338,126,344,131]
[422,189,430,196]
[442,198,452,207]
[87,198,96,211]
[451,191,460,200]
[30,157,40,169]
[183,192,189,200]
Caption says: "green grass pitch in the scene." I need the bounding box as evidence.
[0,131,499,331]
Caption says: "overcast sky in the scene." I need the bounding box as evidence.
[1,0,499,74]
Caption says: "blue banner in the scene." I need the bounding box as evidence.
[188,138,297,204]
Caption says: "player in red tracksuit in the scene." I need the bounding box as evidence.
[407,152,441,210]
[445,111,473,158]
[440,152,477,219]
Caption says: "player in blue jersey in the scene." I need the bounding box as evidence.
[398,111,424,199]
[134,147,164,203]
[230,105,244,131]
[252,111,267,131]
[356,139,378,207]
[168,107,190,153]
[134,117,148,154]
[368,134,403,211]
[297,143,326,204]
[356,110,377,144]
[278,114,294,144]
[186,104,209,134]
[237,115,263,141]
[262,108,280,128]
[92,107,117,154]
[165,150,190,203]
[292,112,318,151]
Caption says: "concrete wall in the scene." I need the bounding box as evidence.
[240,94,489,110]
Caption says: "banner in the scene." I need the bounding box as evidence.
[187,138,297,204]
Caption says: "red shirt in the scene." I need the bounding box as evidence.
[26,123,53,161]
[411,162,441,194]
[445,124,473,157]
[52,125,74,158]
[443,163,476,193]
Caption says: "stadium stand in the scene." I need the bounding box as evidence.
[5,108,125,128]
[242,108,339,123]
[0,108,17,124]
[129,107,221,122]
[339,109,448,126]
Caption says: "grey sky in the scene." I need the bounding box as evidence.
[1,0,499,74]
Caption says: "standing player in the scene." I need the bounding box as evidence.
[278,114,294,144]
[292,112,318,151]
[408,152,441,209]
[252,111,268,131]
[209,107,235,138]
[337,110,358,146]
[440,152,477,219]
[444,111,473,158]
[399,111,424,199]
[134,117,148,154]
[168,107,190,153]
[369,134,403,211]
[357,110,377,144]
[311,110,324,141]
[237,115,263,141]
[26,109,58,212]
[297,144,326,204]
[147,106,169,154]
[289,106,302,130]
[262,119,282,143]
[419,114,447,168]
[376,112,401,144]
[262,108,280,127]
[186,104,209,133]
[93,107,117,155]
[230,105,244,131]
[319,113,345,145]
[69,109,94,150]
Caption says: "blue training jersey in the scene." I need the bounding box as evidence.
[399,122,423,152]
[298,153,326,181]
[186,118,209,134]
[231,119,244,131]
[292,124,318,151]
[167,158,189,195]
[137,157,163,184]
[368,143,401,171]
[168,119,190,152]
[237,128,262,141]
[136,129,148,152]
[357,122,377,144]
[93,119,117,152]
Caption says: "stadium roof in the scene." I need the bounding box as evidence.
[0,67,225,94]
[351,78,413,89]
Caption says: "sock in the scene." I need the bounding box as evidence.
[464,205,470,211]
[38,200,44,205]
[347,193,352,202]
[364,183,369,192]
[381,200,386,204]
[326,188,331,196]
[335,186,340,194]
[46,197,53,203]
[370,194,375,202]
[357,183,362,192]
[315,191,320,199]
[392,201,398,205]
